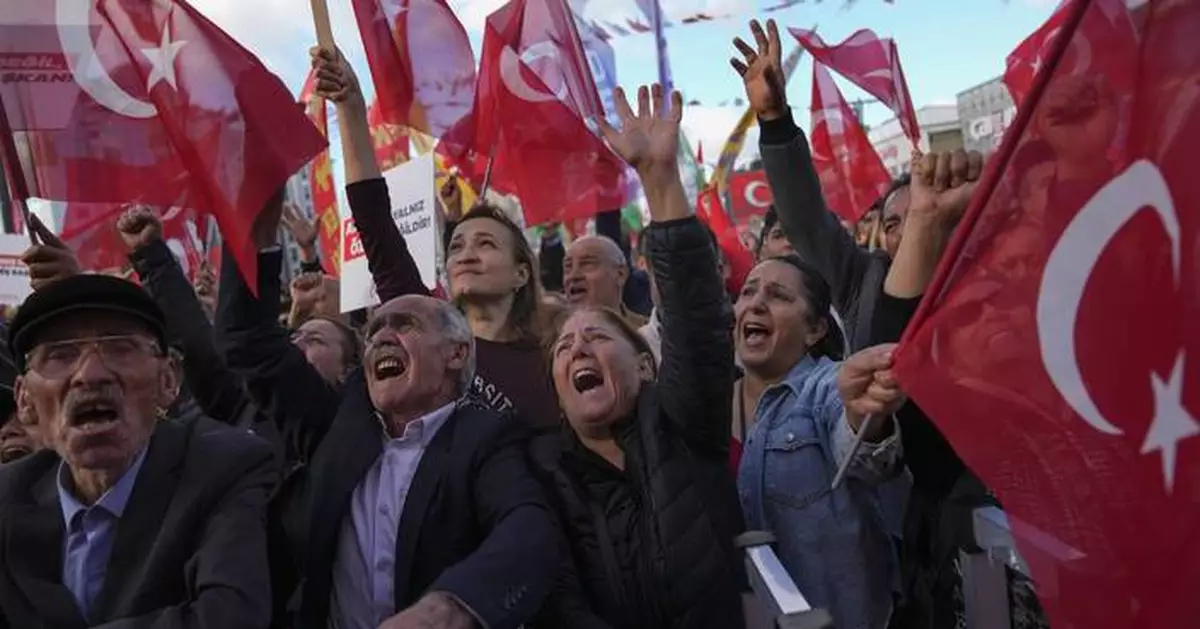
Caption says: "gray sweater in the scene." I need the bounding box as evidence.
[758,109,891,352]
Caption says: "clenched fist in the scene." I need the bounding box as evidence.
[115,205,164,251]
[838,344,906,438]
[439,172,464,221]
[907,149,985,227]
[290,272,326,313]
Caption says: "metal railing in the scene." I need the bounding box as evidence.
[737,531,833,629]
[961,507,1074,629]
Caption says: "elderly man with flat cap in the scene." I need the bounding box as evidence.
[0,274,275,629]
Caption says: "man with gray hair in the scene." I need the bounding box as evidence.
[220,225,560,629]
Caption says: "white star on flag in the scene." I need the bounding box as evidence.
[1141,353,1199,493]
[143,23,187,91]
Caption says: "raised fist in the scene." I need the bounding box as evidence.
[115,205,164,251]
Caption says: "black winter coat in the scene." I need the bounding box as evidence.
[530,217,747,629]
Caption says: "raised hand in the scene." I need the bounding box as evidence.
[195,261,217,315]
[281,202,318,250]
[907,149,985,226]
[731,19,787,122]
[309,46,362,106]
[115,205,164,251]
[21,213,80,291]
[597,83,683,183]
[837,344,906,433]
[439,172,464,221]
[289,272,326,314]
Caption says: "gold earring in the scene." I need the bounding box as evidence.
[155,407,169,421]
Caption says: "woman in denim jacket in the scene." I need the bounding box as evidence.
[734,255,906,629]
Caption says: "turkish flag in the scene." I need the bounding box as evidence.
[0,0,326,292]
[440,0,627,227]
[352,0,475,139]
[696,185,752,295]
[809,62,891,222]
[790,27,920,147]
[726,169,773,222]
[299,70,341,274]
[893,1,1199,628]
[1003,0,1137,110]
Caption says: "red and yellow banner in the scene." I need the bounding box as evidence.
[368,99,411,171]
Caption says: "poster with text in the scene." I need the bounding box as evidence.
[340,153,437,313]
[0,234,32,307]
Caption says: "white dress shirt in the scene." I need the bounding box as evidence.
[329,402,456,629]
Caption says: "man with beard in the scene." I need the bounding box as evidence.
[0,275,276,628]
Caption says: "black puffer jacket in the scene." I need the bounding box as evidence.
[530,217,746,629]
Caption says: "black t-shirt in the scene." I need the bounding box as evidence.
[470,338,561,432]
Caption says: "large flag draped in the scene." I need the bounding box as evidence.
[351,0,475,139]
[791,27,920,147]
[299,70,341,274]
[442,0,626,226]
[809,62,891,222]
[893,1,1199,628]
[0,0,326,291]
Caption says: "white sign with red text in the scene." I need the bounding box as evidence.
[0,234,32,306]
[339,152,437,313]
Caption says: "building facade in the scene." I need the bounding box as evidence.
[281,166,318,284]
[868,104,964,178]
[956,76,1018,154]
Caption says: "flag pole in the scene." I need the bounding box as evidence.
[310,0,336,53]
[478,145,498,199]
[0,94,36,244]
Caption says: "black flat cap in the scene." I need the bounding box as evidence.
[7,274,167,371]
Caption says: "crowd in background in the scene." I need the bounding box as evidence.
[0,16,1066,629]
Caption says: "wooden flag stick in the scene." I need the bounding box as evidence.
[310,0,336,53]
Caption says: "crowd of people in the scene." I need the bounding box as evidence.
[0,19,1037,629]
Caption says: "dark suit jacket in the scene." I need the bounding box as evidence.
[0,418,275,629]
[218,247,560,629]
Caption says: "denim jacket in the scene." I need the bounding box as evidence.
[737,355,901,629]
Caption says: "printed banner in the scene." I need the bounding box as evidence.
[0,234,32,306]
[340,153,437,313]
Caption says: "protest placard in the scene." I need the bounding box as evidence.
[340,152,437,313]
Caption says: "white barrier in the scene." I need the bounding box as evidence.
[736,531,833,629]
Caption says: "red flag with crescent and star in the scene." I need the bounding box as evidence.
[439,0,626,227]
[299,68,341,274]
[790,26,920,148]
[809,62,891,222]
[0,0,326,293]
[726,169,773,222]
[893,1,1199,628]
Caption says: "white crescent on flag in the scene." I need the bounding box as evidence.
[56,0,158,119]
[499,46,557,103]
[1036,159,1195,491]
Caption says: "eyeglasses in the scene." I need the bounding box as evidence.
[26,335,162,379]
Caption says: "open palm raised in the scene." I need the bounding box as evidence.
[597,84,683,180]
